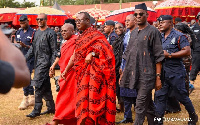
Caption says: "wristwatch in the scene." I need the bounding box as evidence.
[91,52,95,57]
[156,73,161,77]
[168,53,172,58]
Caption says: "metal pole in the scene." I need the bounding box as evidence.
[119,0,122,9]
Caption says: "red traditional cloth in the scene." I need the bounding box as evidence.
[74,27,116,125]
[53,35,77,125]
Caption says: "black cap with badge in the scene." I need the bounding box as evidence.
[19,15,28,21]
[135,3,147,11]
[104,20,115,26]
[159,15,173,21]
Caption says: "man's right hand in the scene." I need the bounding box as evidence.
[49,66,55,78]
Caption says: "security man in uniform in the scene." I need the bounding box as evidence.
[104,20,118,45]
[190,12,200,83]
[0,24,30,94]
[155,15,198,125]
[16,15,35,110]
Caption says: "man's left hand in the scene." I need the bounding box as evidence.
[85,53,93,63]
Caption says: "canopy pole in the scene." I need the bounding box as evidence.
[120,0,122,9]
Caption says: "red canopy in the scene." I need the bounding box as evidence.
[106,7,156,25]
[155,0,200,22]
[13,7,70,26]
[0,8,21,23]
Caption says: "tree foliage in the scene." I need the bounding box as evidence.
[0,0,35,8]
[42,0,157,6]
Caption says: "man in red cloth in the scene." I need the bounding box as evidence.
[48,23,77,125]
[62,12,116,125]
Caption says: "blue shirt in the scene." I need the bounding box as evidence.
[161,28,189,74]
[120,30,131,70]
[107,31,118,45]
[16,27,35,55]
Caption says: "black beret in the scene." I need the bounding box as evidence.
[19,15,28,21]
[175,17,182,22]
[159,15,173,21]
[135,3,147,11]
[157,15,164,21]
[104,20,115,26]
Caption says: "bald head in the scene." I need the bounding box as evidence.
[126,14,135,19]
[62,23,74,31]
[125,14,137,31]
[61,23,74,40]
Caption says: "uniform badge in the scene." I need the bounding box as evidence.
[17,35,20,38]
[27,36,32,39]
[171,37,175,44]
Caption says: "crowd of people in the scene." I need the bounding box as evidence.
[1,2,200,125]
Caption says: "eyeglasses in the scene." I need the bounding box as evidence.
[36,18,46,21]
[134,13,145,17]
[75,18,87,23]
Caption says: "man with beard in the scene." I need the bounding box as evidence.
[120,3,165,125]
[155,15,198,125]
[16,15,35,110]
[25,13,57,118]
[61,12,116,125]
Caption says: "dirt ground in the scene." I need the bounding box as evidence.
[0,70,200,125]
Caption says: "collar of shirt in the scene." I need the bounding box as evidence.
[161,28,175,42]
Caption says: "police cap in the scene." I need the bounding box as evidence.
[104,20,115,26]
[19,15,28,21]
[175,17,182,22]
[159,15,173,21]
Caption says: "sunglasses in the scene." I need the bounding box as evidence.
[36,18,46,21]
[134,13,145,17]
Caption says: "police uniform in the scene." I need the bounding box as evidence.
[16,15,35,96]
[155,16,196,124]
[104,20,118,45]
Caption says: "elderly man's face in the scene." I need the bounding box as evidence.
[75,13,90,31]
[61,25,74,40]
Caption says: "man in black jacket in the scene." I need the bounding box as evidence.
[26,13,57,118]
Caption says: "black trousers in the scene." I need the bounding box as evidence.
[32,78,55,114]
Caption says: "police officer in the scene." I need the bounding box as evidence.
[155,15,198,125]
[104,20,118,45]
[190,12,200,83]
[16,15,35,110]
[0,25,30,94]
